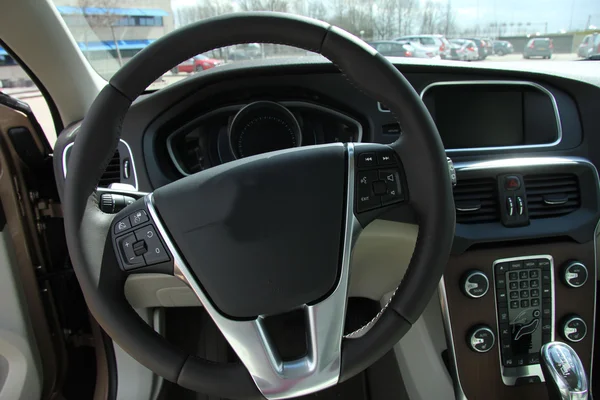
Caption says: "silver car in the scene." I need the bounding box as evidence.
[578,33,600,58]
[394,34,452,59]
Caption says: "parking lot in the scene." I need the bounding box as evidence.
[483,53,579,62]
[3,52,581,146]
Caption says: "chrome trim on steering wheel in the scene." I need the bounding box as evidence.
[144,143,361,399]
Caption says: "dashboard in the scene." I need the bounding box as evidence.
[56,58,600,400]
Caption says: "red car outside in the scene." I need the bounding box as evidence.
[172,54,222,74]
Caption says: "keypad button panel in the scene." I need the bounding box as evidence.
[494,256,553,384]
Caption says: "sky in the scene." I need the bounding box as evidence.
[172,0,600,34]
[449,0,600,33]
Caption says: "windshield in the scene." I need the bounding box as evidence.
[46,0,600,89]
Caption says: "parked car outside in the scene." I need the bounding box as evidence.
[481,38,494,56]
[523,38,553,59]
[229,43,262,60]
[172,54,222,74]
[404,41,441,59]
[493,40,514,56]
[578,33,600,58]
[368,40,414,57]
[449,39,480,61]
[462,37,488,60]
[394,34,451,59]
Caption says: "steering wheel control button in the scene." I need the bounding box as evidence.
[461,270,489,298]
[562,316,587,342]
[133,240,148,256]
[129,209,149,227]
[468,326,495,353]
[133,225,170,265]
[117,233,146,270]
[358,152,376,167]
[562,261,588,288]
[372,181,387,196]
[356,171,381,212]
[376,151,395,165]
[114,217,132,234]
[379,169,403,206]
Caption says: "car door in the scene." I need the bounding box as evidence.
[0,53,96,400]
[0,90,65,400]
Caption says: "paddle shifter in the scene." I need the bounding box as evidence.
[540,342,588,400]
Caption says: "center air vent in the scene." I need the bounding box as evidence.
[524,174,580,218]
[453,177,499,224]
[98,150,121,187]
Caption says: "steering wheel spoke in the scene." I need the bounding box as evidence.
[137,144,361,399]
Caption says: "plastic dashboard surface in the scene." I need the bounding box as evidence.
[55,60,600,252]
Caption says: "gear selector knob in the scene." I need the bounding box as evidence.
[540,342,588,400]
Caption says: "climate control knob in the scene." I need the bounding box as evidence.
[468,325,495,353]
[562,261,588,288]
[461,270,489,298]
[562,316,587,342]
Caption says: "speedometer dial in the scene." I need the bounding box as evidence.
[229,101,302,159]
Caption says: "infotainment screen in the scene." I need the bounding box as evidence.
[422,83,558,150]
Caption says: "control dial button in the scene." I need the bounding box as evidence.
[468,326,495,353]
[562,316,587,342]
[562,261,588,288]
[461,270,489,298]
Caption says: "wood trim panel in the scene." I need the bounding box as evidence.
[443,241,595,400]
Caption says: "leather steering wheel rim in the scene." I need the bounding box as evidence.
[63,12,455,400]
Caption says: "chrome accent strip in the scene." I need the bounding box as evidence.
[456,206,481,212]
[96,187,148,198]
[166,102,363,176]
[463,271,489,299]
[492,254,555,386]
[469,327,495,353]
[144,143,360,399]
[377,102,390,112]
[63,138,139,190]
[151,308,165,400]
[562,316,588,343]
[544,198,568,205]
[420,80,563,153]
[438,278,468,400]
[590,218,599,400]
[454,156,586,172]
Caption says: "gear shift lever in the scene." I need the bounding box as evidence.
[540,342,588,400]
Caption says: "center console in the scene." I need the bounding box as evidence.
[493,255,555,385]
[439,157,599,400]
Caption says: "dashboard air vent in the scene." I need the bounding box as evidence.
[98,150,121,187]
[524,174,580,219]
[453,177,499,224]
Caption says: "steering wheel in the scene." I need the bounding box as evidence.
[63,12,454,400]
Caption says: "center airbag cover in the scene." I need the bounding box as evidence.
[153,144,346,318]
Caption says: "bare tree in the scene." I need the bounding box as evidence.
[238,0,291,12]
[306,0,328,20]
[79,0,124,65]
[373,0,398,39]
[398,0,417,36]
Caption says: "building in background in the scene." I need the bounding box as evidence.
[53,0,173,77]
